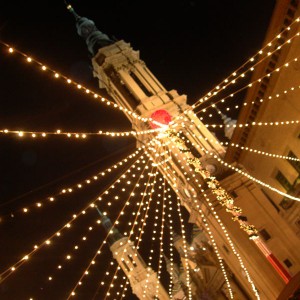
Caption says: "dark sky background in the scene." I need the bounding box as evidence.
[0,1,276,299]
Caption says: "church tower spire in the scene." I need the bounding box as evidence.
[95,206,170,299]
[66,3,113,55]
[214,105,237,140]
[95,207,123,245]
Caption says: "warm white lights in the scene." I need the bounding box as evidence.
[204,119,300,128]
[0,127,163,139]
[189,22,300,113]
[2,41,151,123]
[1,11,299,300]
[214,154,300,202]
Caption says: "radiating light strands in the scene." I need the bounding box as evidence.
[198,191,260,298]
[103,169,159,299]
[183,129,300,163]
[190,17,300,110]
[0,152,146,284]
[175,197,192,300]
[223,141,300,162]
[204,119,300,129]
[44,221,101,285]
[192,203,234,299]
[0,127,163,139]
[67,157,152,298]
[193,54,300,115]
[2,147,143,219]
[154,178,167,299]
[159,139,258,297]
[120,172,160,299]
[95,163,155,298]
[0,40,151,123]
[49,159,154,285]
[166,188,175,299]
[213,155,300,202]
[172,130,292,283]
[195,81,300,121]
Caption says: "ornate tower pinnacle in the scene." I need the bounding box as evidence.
[94,206,169,299]
[95,207,123,245]
[66,3,113,55]
[164,254,186,299]
[214,105,237,140]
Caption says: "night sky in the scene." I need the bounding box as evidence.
[0,1,276,299]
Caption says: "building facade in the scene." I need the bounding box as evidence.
[225,0,300,237]
[225,1,300,297]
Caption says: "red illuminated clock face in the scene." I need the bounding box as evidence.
[149,109,172,129]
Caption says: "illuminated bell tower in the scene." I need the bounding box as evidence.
[97,209,170,300]
[67,4,300,299]
[75,10,227,205]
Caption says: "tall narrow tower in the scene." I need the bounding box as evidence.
[67,4,300,299]
[97,208,170,299]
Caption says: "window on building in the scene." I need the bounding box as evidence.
[261,189,280,212]
[275,170,293,191]
[222,245,230,254]
[128,254,137,267]
[287,8,295,18]
[279,197,295,210]
[291,0,298,9]
[287,151,300,174]
[283,259,293,268]
[130,71,153,97]
[230,190,238,198]
[122,260,130,272]
[259,229,271,241]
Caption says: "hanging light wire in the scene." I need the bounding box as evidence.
[1,40,151,123]
[66,157,151,298]
[102,167,158,299]
[193,54,300,115]
[0,127,164,139]
[203,119,300,129]
[0,152,145,283]
[182,132,300,202]
[2,147,142,218]
[191,18,300,110]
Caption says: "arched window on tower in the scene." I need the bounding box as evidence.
[106,66,140,109]
[130,71,153,97]
[128,254,137,267]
